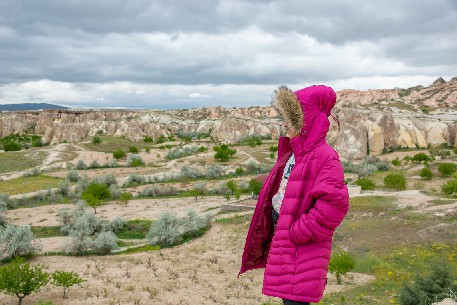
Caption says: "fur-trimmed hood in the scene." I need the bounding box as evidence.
[271,84,337,156]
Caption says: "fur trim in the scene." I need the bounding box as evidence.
[271,86,304,133]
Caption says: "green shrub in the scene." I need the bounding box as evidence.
[119,192,133,205]
[398,261,457,305]
[156,135,166,144]
[91,136,101,145]
[248,178,262,199]
[213,144,236,162]
[384,173,406,190]
[354,178,376,190]
[51,270,85,298]
[81,182,111,214]
[235,167,244,176]
[113,149,126,160]
[419,167,433,180]
[392,158,401,166]
[31,136,42,147]
[328,250,355,284]
[143,136,153,143]
[0,258,50,305]
[3,141,22,151]
[129,146,138,153]
[441,179,457,196]
[438,163,457,177]
[226,180,241,200]
[411,153,431,162]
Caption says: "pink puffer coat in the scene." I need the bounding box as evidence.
[238,85,350,303]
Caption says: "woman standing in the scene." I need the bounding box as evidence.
[238,85,349,304]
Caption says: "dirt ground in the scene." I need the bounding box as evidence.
[1,215,375,305]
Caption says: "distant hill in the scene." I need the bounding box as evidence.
[0,103,68,111]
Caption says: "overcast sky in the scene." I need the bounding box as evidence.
[0,0,456,109]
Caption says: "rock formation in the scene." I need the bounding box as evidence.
[1,77,456,160]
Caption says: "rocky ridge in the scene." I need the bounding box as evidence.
[0,77,456,160]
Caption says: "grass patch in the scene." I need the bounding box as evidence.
[0,151,47,174]
[31,226,64,238]
[114,244,161,255]
[214,214,252,225]
[116,219,153,239]
[320,242,457,305]
[0,175,64,195]
[349,196,397,213]
[427,199,457,206]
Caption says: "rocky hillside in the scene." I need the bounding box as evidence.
[1,77,456,160]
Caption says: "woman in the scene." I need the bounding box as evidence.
[238,85,349,304]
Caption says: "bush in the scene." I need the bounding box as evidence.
[384,173,407,190]
[0,224,40,259]
[246,160,262,174]
[167,144,202,160]
[113,149,126,160]
[129,146,138,153]
[392,158,401,166]
[3,141,22,151]
[226,180,241,200]
[76,160,87,170]
[66,170,80,183]
[110,217,127,233]
[89,160,100,169]
[31,136,42,147]
[213,144,236,162]
[441,179,457,196]
[412,153,431,162]
[146,212,183,246]
[51,270,85,298]
[81,182,111,214]
[438,163,457,177]
[190,182,207,200]
[143,136,154,143]
[355,178,376,190]
[206,164,224,178]
[180,165,205,179]
[93,231,119,255]
[399,261,457,305]
[127,154,144,167]
[119,192,133,205]
[328,250,355,284]
[91,136,101,145]
[0,258,50,305]
[123,174,146,187]
[419,167,433,180]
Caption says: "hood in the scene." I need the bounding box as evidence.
[272,84,337,157]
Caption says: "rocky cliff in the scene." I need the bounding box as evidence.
[1,77,456,160]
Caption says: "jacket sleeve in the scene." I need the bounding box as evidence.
[288,156,349,245]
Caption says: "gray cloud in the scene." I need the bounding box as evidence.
[0,0,456,107]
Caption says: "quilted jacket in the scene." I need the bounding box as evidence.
[238,85,350,303]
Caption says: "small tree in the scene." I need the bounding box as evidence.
[51,270,85,298]
[213,144,236,162]
[81,182,111,214]
[0,258,50,305]
[248,178,262,199]
[328,250,355,285]
[0,224,39,259]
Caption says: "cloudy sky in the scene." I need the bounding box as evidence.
[0,0,456,109]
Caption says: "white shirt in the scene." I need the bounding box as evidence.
[272,153,295,214]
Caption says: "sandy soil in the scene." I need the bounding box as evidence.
[5,195,251,227]
[0,219,375,305]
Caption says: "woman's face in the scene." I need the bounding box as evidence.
[282,120,299,138]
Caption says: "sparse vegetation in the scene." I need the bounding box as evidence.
[384,172,407,190]
[213,144,236,162]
